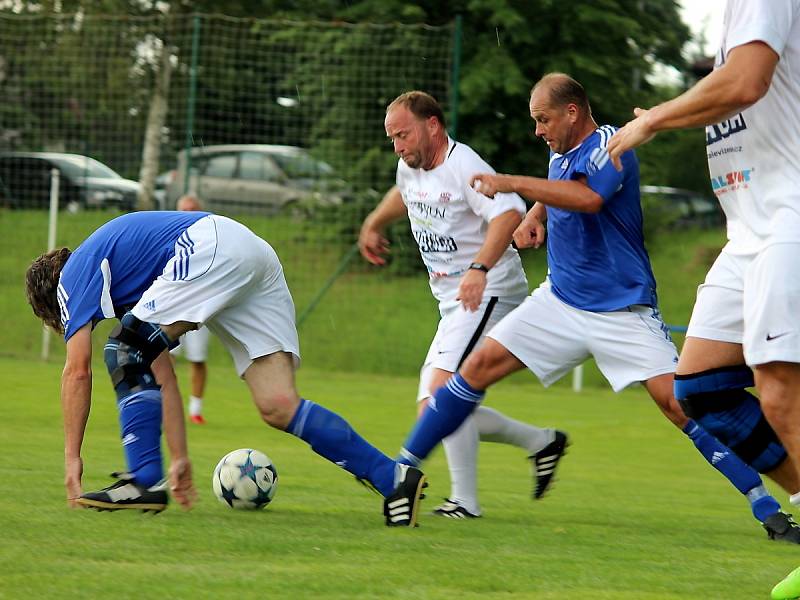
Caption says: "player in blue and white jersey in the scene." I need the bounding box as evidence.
[26,211,425,524]
[359,91,567,519]
[385,73,799,539]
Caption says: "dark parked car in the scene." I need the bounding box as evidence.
[0,152,140,210]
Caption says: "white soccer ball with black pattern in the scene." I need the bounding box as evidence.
[212,448,278,509]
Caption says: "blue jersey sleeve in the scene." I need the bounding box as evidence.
[573,145,623,203]
[61,256,108,341]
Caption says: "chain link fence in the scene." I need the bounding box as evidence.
[0,13,455,374]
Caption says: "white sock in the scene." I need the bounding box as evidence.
[442,415,481,516]
[474,405,553,455]
[790,492,800,507]
[189,396,203,416]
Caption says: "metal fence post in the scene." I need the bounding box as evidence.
[448,15,462,139]
[183,14,201,195]
[41,168,60,361]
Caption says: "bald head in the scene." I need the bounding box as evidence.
[531,73,591,115]
[177,194,203,211]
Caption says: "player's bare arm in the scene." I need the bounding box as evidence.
[471,173,602,213]
[151,351,197,509]
[607,41,779,167]
[457,209,522,312]
[513,203,546,249]
[358,185,407,266]
[62,323,93,508]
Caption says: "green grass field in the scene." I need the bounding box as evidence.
[1,355,798,599]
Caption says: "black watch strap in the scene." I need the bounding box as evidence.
[468,262,489,273]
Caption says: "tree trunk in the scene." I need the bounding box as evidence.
[137,46,172,211]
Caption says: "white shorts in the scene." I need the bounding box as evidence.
[687,245,800,366]
[488,281,678,392]
[132,215,300,376]
[170,326,210,362]
[417,293,527,401]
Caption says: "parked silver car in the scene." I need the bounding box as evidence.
[164,144,345,213]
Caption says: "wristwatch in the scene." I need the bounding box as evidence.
[468,262,489,273]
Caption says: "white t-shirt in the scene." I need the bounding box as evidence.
[706,0,800,254]
[395,138,529,303]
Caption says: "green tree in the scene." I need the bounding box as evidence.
[337,0,693,183]
[1,0,704,192]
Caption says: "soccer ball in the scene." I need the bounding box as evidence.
[212,448,278,509]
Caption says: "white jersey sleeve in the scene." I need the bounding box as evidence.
[451,146,527,222]
[724,0,795,56]
[395,139,529,303]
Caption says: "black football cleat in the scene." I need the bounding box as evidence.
[77,472,168,513]
[530,430,569,500]
[384,465,427,527]
[763,511,800,544]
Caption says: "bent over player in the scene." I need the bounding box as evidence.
[360,91,567,519]
[26,211,425,525]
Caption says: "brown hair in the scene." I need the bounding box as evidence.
[532,73,591,114]
[26,247,72,334]
[387,90,447,129]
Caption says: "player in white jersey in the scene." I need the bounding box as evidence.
[170,322,210,424]
[359,90,568,518]
[606,2,800,594]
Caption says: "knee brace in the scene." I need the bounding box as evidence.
[674,365,786,473]
[104,312,173,400]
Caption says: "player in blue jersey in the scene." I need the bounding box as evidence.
[383,72,800,540]
[25,211,426,524]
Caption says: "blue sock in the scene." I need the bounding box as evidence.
[683,419,780,522]
[287,399,396,497]
[398,373,484,467]
[748,487,783,522]
[118,389,163,487]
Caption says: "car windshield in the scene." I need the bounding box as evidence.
[270,151,333,179]
[52,156,120,179]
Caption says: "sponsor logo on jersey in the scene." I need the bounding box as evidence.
[408,201,447,220]
[706,113,747,146]
[707,145,742,160]
[413,229,457,253]
[143,299,157,312]
[711,168,753,195]
[438,192,452,203]
[560,157,569,170]
[428,268,455,279]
